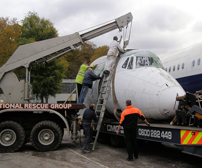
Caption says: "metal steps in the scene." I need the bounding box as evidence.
[92,64,115,150]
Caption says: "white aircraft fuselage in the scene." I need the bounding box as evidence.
[84,49,185,120]
[161,42,202,94]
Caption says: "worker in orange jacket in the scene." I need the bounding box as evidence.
[116,100,150,161]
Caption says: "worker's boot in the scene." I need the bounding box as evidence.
[126,157,134,161]
[103,70,110,74]
[82,149,90,153]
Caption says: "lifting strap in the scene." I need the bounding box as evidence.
[63,88,76,105]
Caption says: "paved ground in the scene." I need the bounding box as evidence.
[0,131,201,168]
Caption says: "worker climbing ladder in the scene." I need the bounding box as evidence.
[92,63,115,150]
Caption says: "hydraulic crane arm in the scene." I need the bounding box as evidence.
[0,12,133,80]
[81,12,133,41]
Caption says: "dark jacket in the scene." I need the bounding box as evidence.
[82,108,98,125]
[82,70,102,88]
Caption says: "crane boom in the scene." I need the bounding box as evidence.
[0,12,133,80]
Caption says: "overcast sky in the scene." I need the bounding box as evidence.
[1,0,202,57]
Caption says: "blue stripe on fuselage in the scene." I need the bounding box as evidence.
[176,74,202,94]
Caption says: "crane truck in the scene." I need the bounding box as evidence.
[0,12,133,152]
[1,11,201,158]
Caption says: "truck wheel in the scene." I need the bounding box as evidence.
[30,121,62,152]
[109,135,124,147]
[0,121,25,153]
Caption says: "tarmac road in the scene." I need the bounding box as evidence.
[0,131,201,168]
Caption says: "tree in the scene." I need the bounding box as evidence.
[90,45,109,63]
[31,58,67,103]
[20,11,58,42]
[0,17,21,67]
[79,41,96,61]
[20,11,68,103]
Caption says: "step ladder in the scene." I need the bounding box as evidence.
[92,63,115,150]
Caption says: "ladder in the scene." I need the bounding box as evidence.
[63,88,76,105]
[92,63,115,150]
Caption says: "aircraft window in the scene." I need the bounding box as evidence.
[177,64,180,70]
[136,56,153,68]
[192,60,195,67]
[173,66,175,71]
[169,67,171,72]
[132,51,164,69]
[127,57,134,69]
[122,57,129,69]
[198,59,200,65]
[146,51,164,69]
[182,63,184,69]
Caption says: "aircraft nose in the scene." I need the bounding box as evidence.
[157,84,185,117]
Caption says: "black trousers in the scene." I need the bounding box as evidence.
[83,124,91,150]
[124,127,138,159]
[76,83,82,98]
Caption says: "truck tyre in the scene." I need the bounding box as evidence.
[109,135,124,147]
[30,121,62,152]
[0,121,25,153]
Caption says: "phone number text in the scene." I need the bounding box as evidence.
[138,128,172,140]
